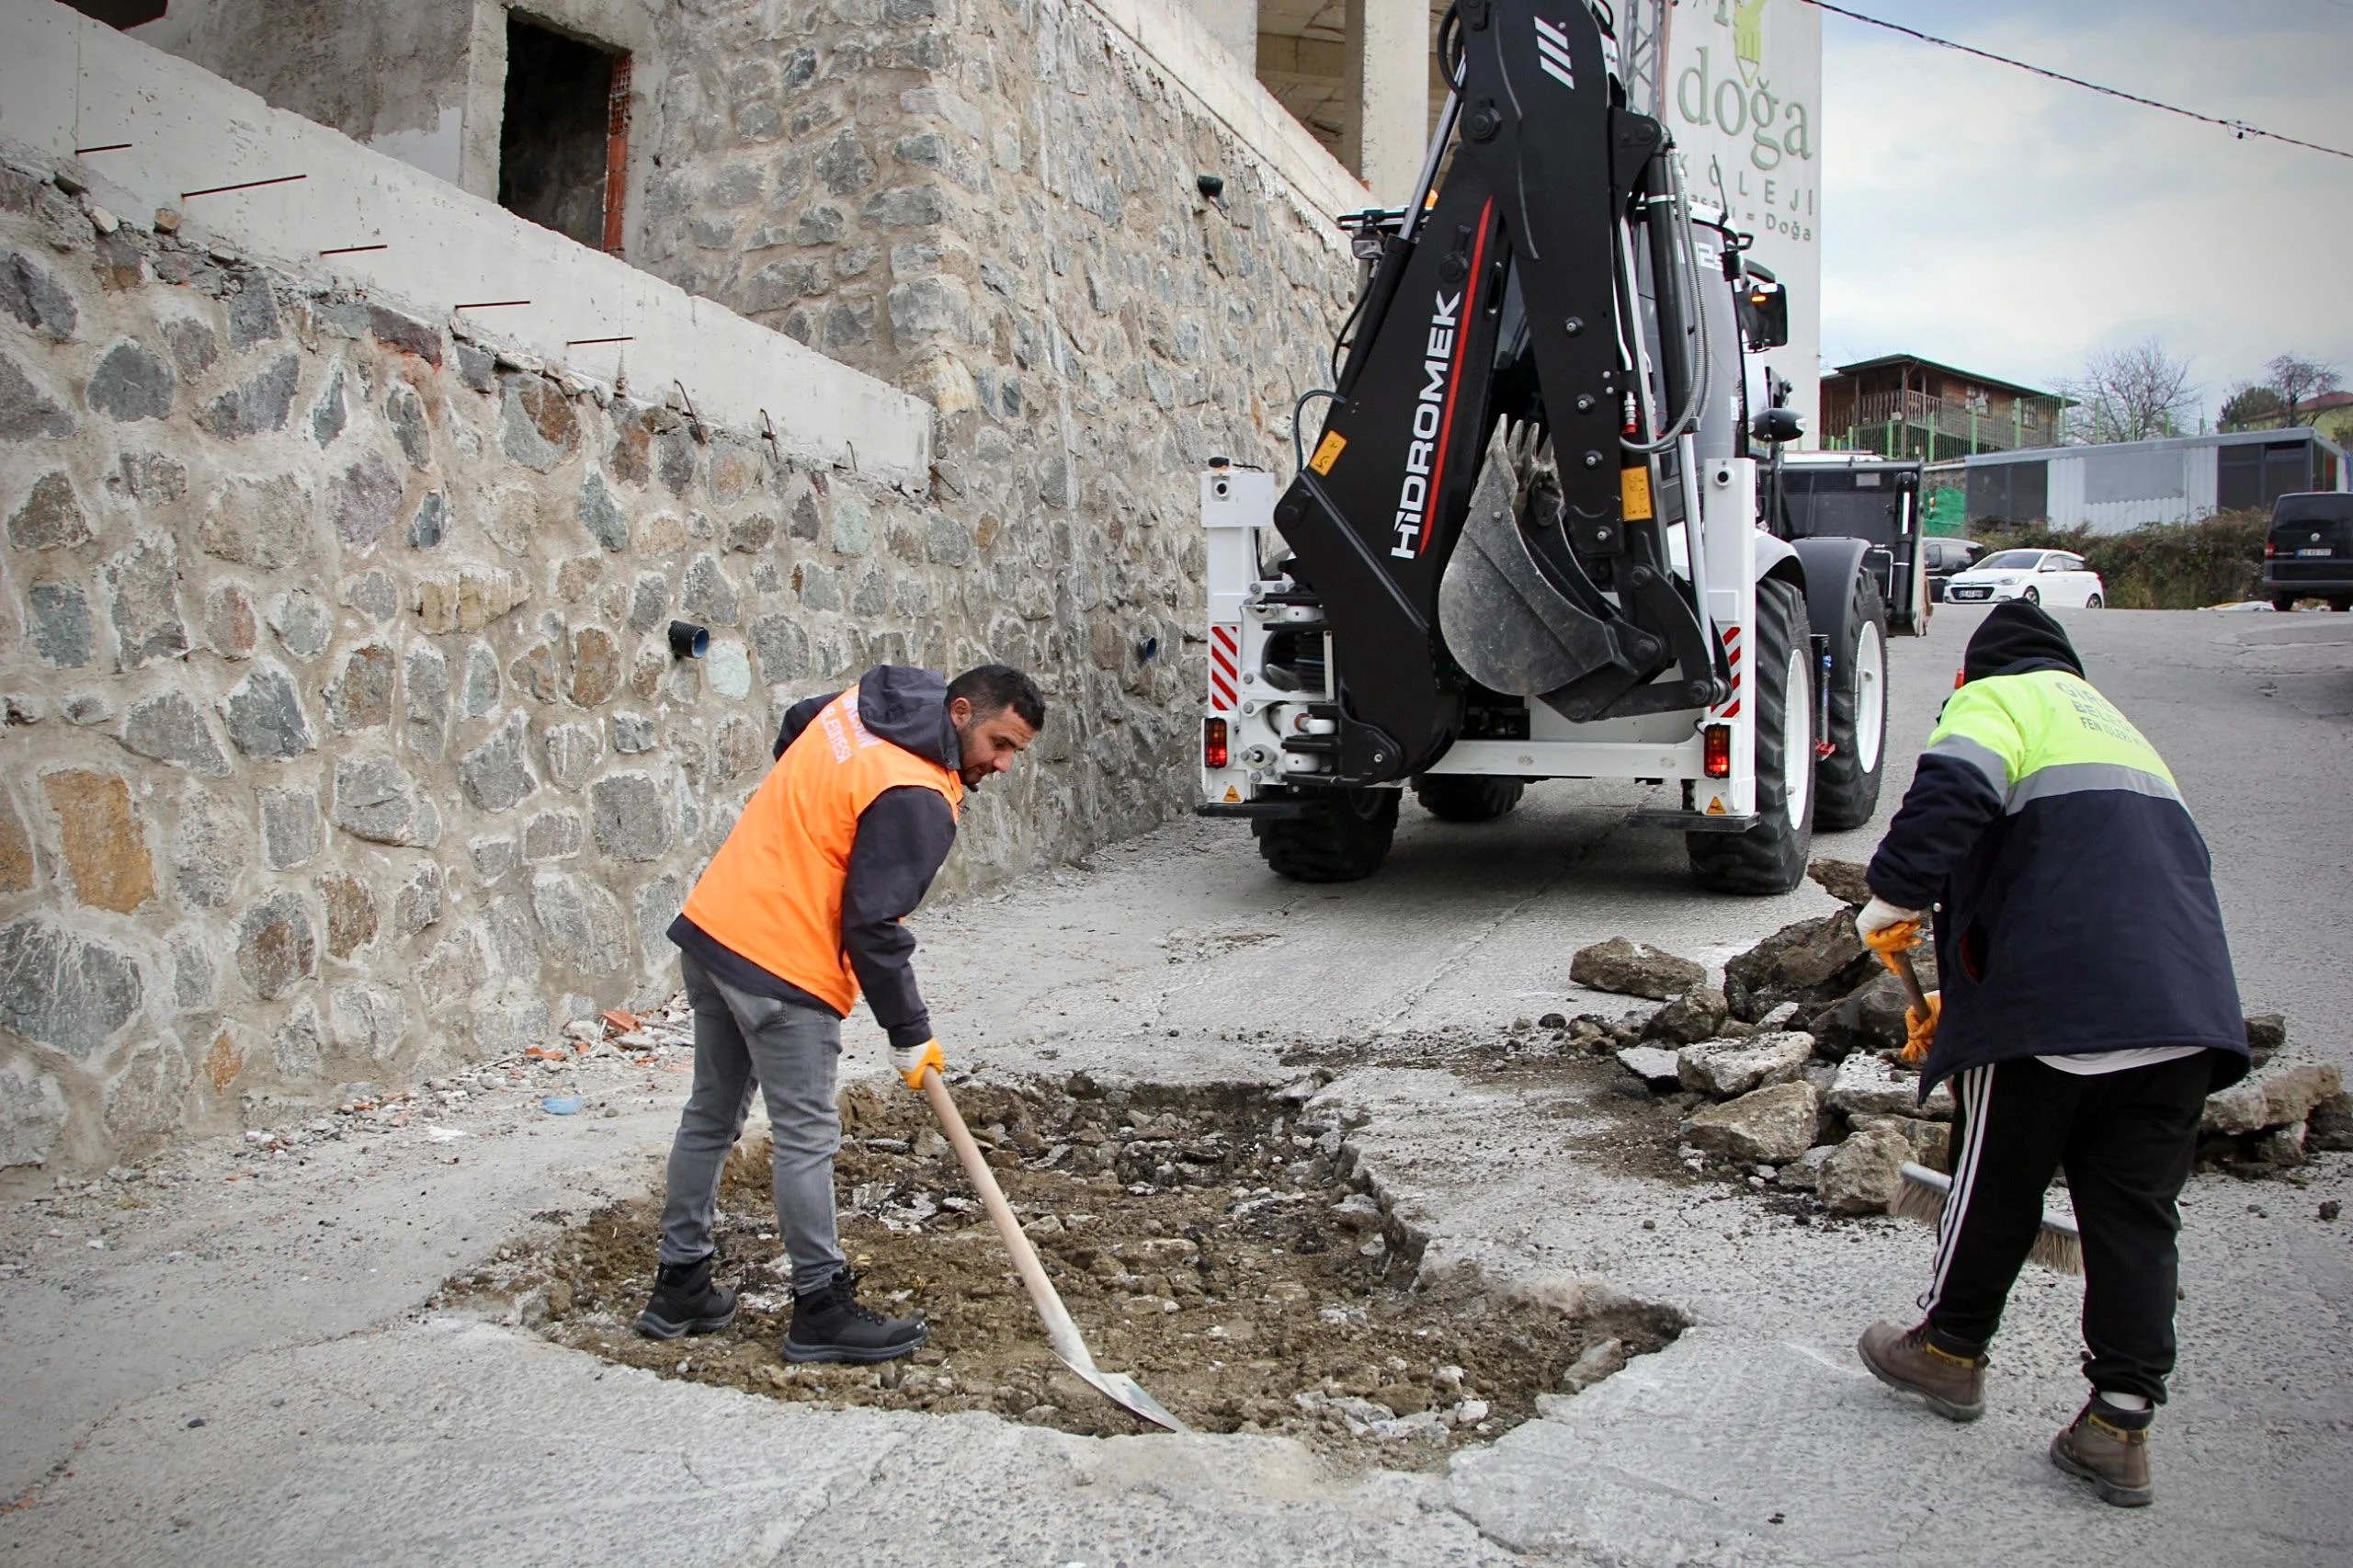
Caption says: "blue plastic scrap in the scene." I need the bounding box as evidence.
[540,1095,584,1116]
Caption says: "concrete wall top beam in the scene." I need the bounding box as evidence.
[2,0,932,484]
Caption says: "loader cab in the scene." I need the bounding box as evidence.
[1772,454,1931,636]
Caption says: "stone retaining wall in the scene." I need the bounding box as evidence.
[0,0,1357,1176]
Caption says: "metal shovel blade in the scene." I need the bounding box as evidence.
[1062,1358,1188,1433]
[920,1070,1188,1432]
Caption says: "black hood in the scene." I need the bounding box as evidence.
[857,665,961,771]
[1963,600,2085,683]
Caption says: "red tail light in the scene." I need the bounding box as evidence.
[1954,668,1967,689]
[1703,723,1732,778]
[1203,717,1229,769]
[2265,540,2276,559]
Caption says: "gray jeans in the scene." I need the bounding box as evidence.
[658,955,846,1293]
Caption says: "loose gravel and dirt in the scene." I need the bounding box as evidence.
[442,1075,1684,1464]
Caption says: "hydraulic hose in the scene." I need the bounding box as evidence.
[1620,151,1713,457]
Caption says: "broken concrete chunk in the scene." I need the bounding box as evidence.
[1820,1127,1911,1216]
[1825,1051,1953,1120]
[1677,1032,1813,1098]
[1613,1045,1682,1092]
[1570,937,1705,1000]
[1848,1114,1950,1173]
[1557,1337,1626,1394]
[2201,1063,2343,1137]
[2309,1092,2353,1153]
[1724,911,1874,1016]
[1643,985,1728,1046]
[2244,1014,2285,1069]
[1807,858,1873,907]
[1775,1142,1836,1191]
[1805,971,1915,1060]
[1682,1081,1818,1165]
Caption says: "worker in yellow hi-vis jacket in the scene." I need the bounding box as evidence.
[1847,600,2247,1508]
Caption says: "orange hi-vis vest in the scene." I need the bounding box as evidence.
[680,687,962,1013]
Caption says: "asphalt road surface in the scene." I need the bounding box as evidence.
[3,606,2347,1566]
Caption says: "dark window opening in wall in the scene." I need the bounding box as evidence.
[497,15,631,255]
[63,1,169,27]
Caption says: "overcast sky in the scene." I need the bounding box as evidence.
[1819,0,2352,416]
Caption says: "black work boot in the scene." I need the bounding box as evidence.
[782,1267,927,1363]
[2050,1397,2155,1507]
[1858,1319,1988,1421]
[635,1254,738,1339]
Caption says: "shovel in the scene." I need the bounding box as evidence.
[916,1068,1188,1432]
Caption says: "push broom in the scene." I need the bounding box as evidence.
[1863,920,2084,1276]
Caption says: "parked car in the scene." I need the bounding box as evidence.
[2263,492,2353,612]
[1943,548,2105,608]
[1922,537,1984,602]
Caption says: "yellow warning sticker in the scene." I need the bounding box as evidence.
[1620,465,1655,521]
[1706,796,1727,815]
[1223,785,1241,802]
[1308,431,1347,475]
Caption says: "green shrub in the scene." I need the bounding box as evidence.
[1973,511,2268,609]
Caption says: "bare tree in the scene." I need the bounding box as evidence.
[2060,341,2199,445]
[2265,354,2344,424]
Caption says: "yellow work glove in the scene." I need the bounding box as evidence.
[891,1038,945,1092]
[1858,910,1939,1064]
[1901,991,1941,1066]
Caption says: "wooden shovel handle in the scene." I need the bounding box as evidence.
[919,1068,1096,1374]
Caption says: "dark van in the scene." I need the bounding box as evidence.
[2265,493,2353,612]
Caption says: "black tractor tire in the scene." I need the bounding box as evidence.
[1814,562,1889,832]
[1412,774,1526,822]
[2271,595,2298,613]
[1253,787,1400,882]
[1688,578,1815,894]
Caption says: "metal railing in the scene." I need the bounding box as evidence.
[1827,390,2063,453]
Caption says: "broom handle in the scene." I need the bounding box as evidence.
[919,1068,1099,1376]
[1868,921,1935,1016]
[1890,946,1933,1017]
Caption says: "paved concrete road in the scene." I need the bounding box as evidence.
[4,608,2347,1565]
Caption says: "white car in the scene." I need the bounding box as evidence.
[1941,548,2105,608]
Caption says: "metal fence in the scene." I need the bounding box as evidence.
[1828,389,2065,456]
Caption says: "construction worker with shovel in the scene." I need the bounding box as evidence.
[1850,600,2247,1507]
[635,664,1044,1363]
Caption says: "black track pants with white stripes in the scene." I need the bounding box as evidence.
[1923,1051,2215,1403]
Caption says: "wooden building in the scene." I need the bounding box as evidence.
[1820,354,2065,460]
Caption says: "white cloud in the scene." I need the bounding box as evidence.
[1820,0,2352,418]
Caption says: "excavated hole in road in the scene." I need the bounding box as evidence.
[449,1077,1682,1465]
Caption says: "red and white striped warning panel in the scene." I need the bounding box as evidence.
[1717,623,1743,720]
[1208,624,1241,710]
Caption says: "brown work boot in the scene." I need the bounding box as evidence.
[1857,1319,1986,1421]
[2049,1400,2155,1507]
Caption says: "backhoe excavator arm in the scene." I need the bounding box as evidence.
[1268,0,1725,785]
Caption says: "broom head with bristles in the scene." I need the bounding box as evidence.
[1892,1162,2084,1276]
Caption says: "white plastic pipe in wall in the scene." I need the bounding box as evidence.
[0,0,933,486]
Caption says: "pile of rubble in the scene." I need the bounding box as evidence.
[1569,861,2349,1213]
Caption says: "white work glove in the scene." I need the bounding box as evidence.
[1855,895,1924,943]
[891,1038,945,1092]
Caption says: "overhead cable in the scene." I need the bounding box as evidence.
[1796,0,2353,163]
